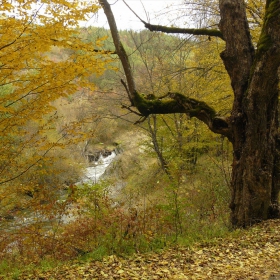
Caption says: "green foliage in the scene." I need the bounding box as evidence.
[0,260,10,276]
[79,246,109,262]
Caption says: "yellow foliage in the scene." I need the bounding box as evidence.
[187,38,232,115]
[245,0,265,44]
[0,1,111,186]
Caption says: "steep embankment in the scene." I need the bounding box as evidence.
[15,219,280,280]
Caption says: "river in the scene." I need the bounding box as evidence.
[1,151,118,229]
[82,151,117,184]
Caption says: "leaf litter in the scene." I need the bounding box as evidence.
[10,220,280,279]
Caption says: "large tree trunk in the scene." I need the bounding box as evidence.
[219,0,280,227]
[230,79,280,227]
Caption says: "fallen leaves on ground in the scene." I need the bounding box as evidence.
[11,220,280,279]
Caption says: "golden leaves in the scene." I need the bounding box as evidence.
[0,1,111,185]
[17,220,280,279]
[246,0,265,43]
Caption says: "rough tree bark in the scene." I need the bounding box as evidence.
[99,0,280,228]
[219,0,280,227]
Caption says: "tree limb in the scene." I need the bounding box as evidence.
[99,0,136,101]
[122,0,223,40]
[99,0,232,139]
[144,23,224,40]
[121,78,133,105]
[133,91,232,139]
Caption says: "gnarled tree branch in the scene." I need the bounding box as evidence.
[99,0,231,139]
[133,91,232,139]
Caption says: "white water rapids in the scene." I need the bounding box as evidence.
[82,151,117,184]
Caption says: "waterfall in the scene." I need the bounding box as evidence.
[83,151,116,184]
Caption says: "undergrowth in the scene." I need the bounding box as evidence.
[0,154,231,279]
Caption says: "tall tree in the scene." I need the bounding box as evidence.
[99,0,280,228]
[0,1,109,185]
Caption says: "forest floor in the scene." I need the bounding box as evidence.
[12,219,280,280]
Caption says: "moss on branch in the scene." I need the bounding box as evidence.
[100,0,231,138]
[132,91,231,138]
[257,0,280,55]
[133,91,185,116]
[144,23,224,40]
[133,91,216,120]
[167,92,216,119]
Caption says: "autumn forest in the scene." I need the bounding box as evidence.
[1,0,280,279]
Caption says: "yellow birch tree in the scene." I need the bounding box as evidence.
[0,1,110,212]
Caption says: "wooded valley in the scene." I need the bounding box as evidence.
[0,0,280,278]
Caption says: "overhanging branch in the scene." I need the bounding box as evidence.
[122,0,224,40]
[144,23,224,40]
[99,0,231,139]
[133,91,232,139]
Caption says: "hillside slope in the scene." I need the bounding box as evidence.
[15,220,280,280]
